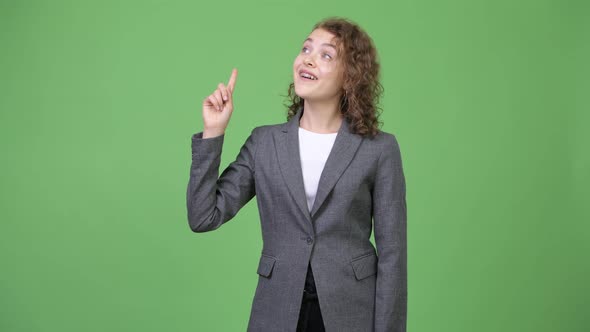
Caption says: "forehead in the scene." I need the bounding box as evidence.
[306,28,337,42]
[304,28,339,49]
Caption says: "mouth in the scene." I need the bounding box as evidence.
[298,69,318,81]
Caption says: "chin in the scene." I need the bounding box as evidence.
[293,85,310,99]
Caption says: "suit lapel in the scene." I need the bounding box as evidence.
[309,110,363,218]
[275,107,312,224]
[274,106,363,224]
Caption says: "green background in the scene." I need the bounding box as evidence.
[1,0,588,331]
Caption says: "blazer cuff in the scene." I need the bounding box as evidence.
[191,132,225,160]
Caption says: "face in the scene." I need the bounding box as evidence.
[293,28,345,103]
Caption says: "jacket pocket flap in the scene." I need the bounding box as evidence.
[257,254,276,278]
[350,252,378,280]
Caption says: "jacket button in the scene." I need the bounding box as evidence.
[306,237,313,244]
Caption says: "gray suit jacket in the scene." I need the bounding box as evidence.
[187,107,407,331]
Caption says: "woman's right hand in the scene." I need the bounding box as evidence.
[201,68,238,138]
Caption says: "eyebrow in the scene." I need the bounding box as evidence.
[304,38,337,51]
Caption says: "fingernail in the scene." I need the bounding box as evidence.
[223,95,227,101]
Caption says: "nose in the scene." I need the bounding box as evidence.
[304,54,315,67]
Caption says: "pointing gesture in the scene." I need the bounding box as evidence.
[227,67,237,94]
[202,68,238,138]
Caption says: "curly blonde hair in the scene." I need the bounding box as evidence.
[285,17,384,138]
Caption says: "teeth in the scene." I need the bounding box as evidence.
[300,72,317,80]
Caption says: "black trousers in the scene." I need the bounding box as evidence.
[296,263,326,332]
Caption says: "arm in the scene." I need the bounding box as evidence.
[372,134,407,332]
[186,127,259,232]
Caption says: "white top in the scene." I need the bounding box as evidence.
[298,127,338,212]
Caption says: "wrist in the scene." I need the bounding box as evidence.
[203,127,225,138]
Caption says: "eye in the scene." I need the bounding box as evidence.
[301,46,310,53]
[322,53,333,60]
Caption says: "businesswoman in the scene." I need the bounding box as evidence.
[187,17,407,332]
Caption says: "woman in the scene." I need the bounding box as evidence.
[187,17,407,332]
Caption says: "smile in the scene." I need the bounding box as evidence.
[298,75,318,83]
[298,69,318,81]
[300,73,317,80]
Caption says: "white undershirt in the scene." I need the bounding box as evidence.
[298,127,338,212]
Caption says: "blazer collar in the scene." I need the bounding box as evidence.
[274,106,363,225]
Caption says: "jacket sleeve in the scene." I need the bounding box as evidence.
[372,134,407,332]
[186,127,259,232]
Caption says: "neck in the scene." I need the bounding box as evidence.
[299,99,343,133]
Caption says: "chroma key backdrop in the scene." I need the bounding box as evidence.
[1,0,588,331]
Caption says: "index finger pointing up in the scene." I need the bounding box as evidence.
[227,68,238,94]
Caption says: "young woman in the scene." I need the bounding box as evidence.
[187,17,407,332]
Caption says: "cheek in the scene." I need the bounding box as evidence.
[321,67,341,84]
[321,77,343,92]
